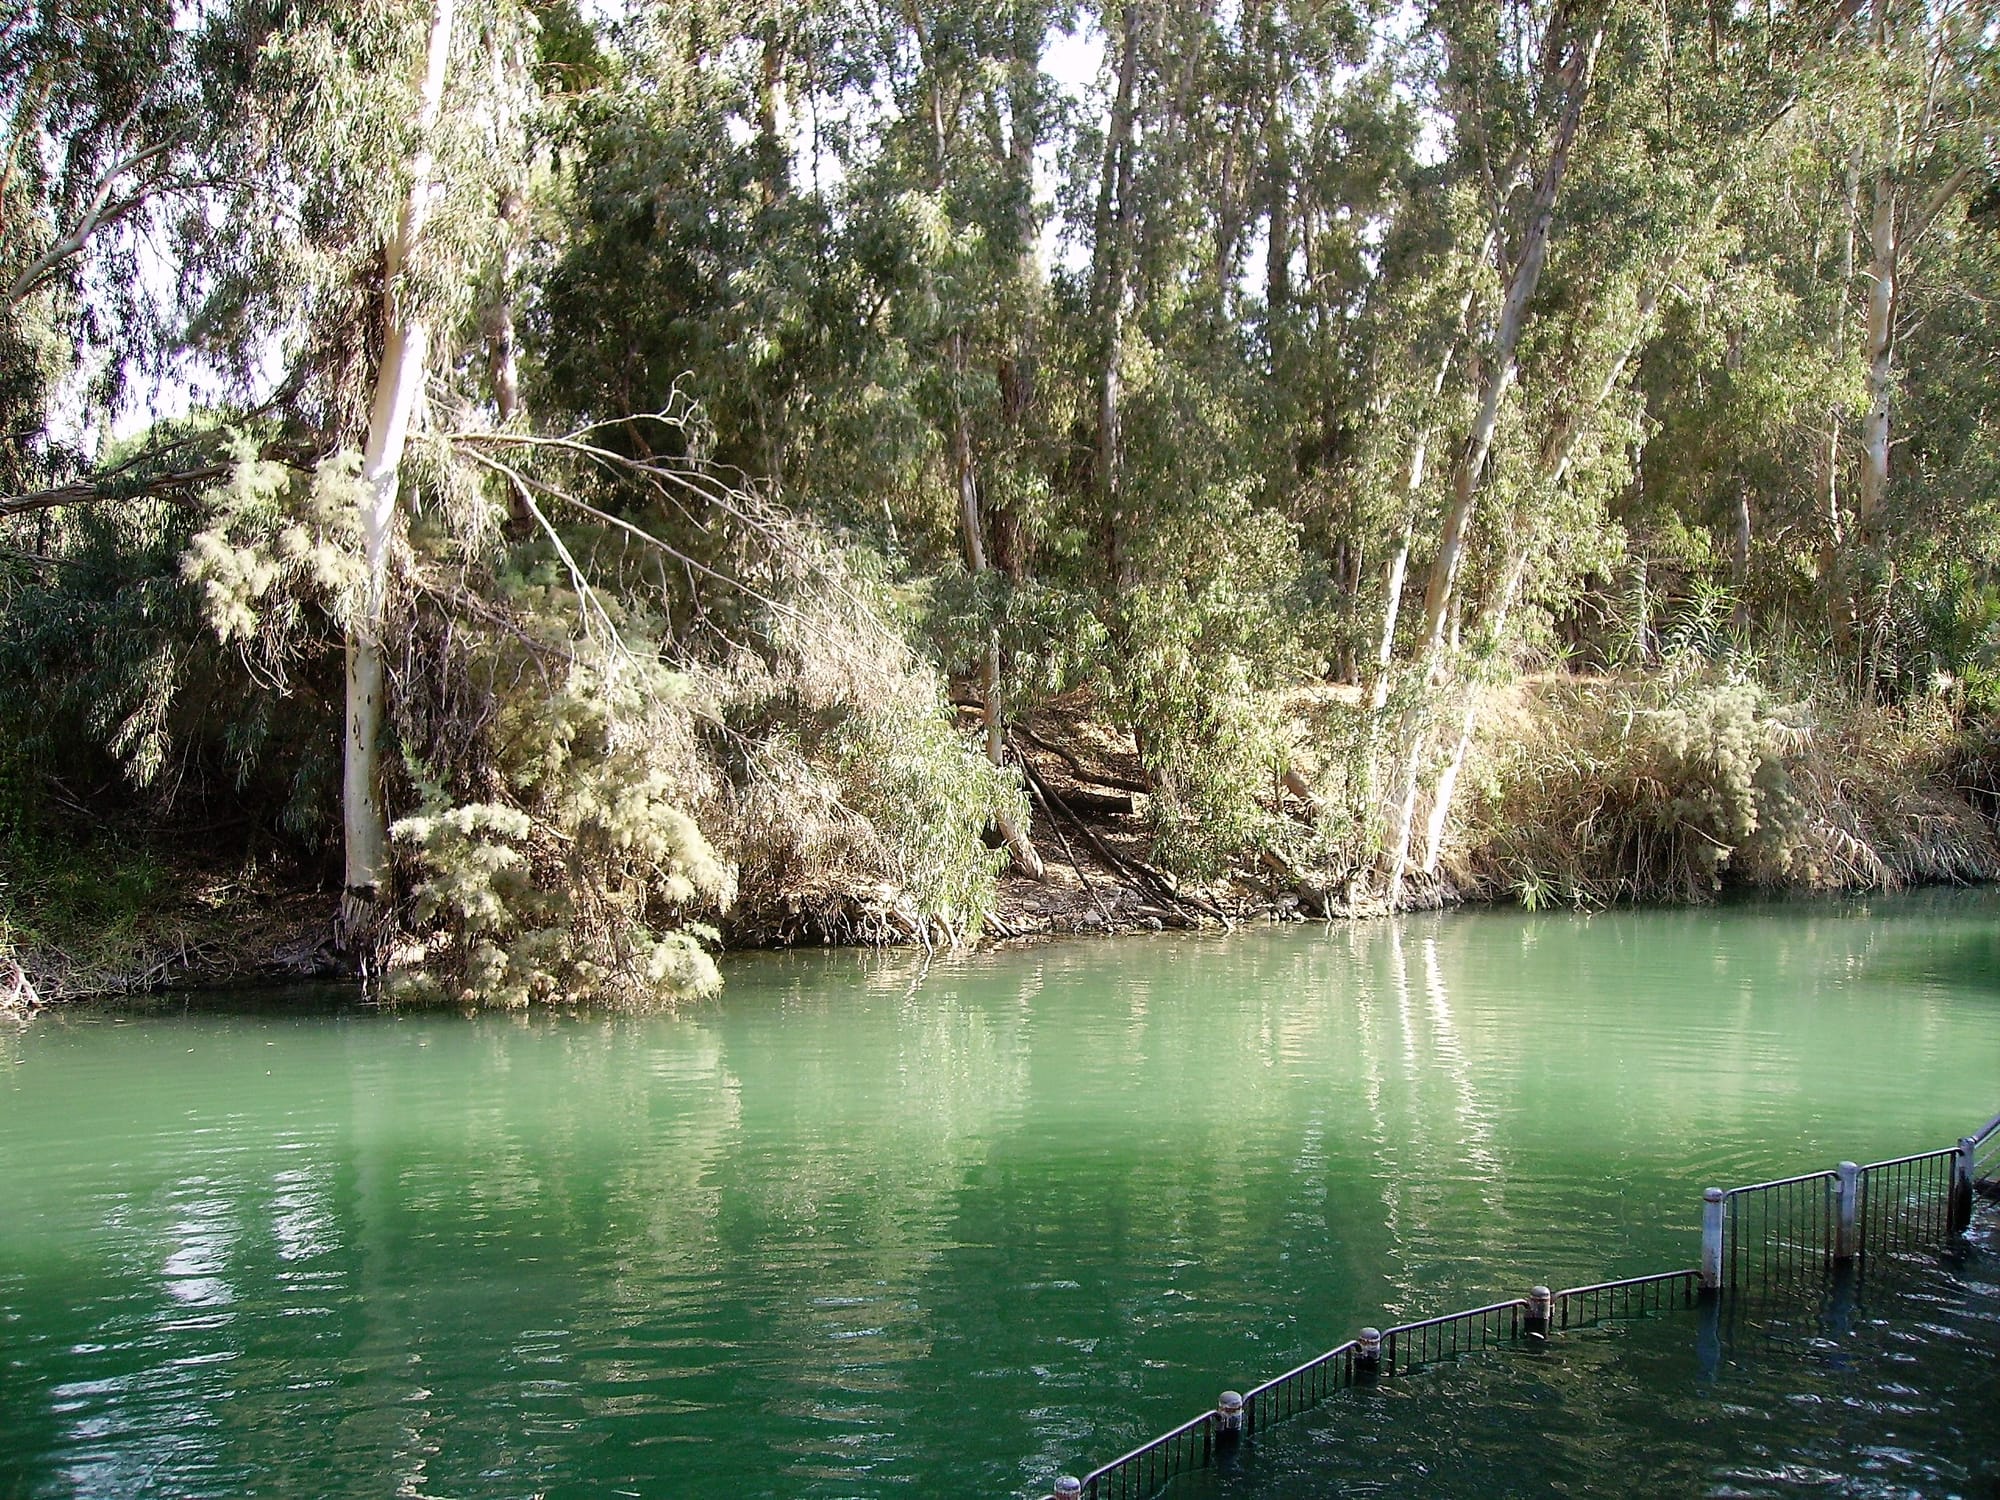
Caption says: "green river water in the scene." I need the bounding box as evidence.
[3,892,2000,1498]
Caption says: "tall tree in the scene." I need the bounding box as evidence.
[342,0,460,944]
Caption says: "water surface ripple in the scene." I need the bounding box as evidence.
[2,892,1998,1497]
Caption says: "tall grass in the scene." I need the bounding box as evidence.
[1451,659,2000,906]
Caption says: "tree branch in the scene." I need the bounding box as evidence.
[0,462,229,519]
[5,133,182,308]
[1905,161,1975,253]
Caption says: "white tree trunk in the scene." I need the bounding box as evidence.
[1369,522,1411,712]
[1413,259,1663,878]
[1856,164,1896,537]
[1823,148,1859,646]
[1383,723,1427,909]
[1380,23,1602,900]
[1421,550,1530,873]
[343,0,456,927]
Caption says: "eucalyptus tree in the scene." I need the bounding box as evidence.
[1367,0,1835,900]
[1363,0,1608,902]
[1811,0,1993,680]
[2,1,758,996]
[0,1,262,494]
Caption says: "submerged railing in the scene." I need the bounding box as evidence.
[1038,1112,1995,1500]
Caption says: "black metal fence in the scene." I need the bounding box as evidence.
[1555,1269,1700,1330]
[1973,1110,2000,1184]
[1857,1149,1958,1259]
[1070,1411,1219,1500]
[1242,1340,1360,1435]
[1039,1110,1994,1500]
[1724,1170,1837,1295]
[1382,1299,1531,1374]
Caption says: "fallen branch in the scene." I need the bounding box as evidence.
[2,960,38,1009]
[1014,720,1150,793]
[0,463,229,519]
[1013,740,1228,927]
[1031,781,1118,928]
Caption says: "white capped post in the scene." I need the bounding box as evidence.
[1700,1187,1726,1295]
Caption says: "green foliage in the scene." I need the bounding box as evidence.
[716,574,1021,942]
[385,632,734,1007]
[6,0,2000,1001]
[1109,502,1310,877]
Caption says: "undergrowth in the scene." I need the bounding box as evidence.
[1452,662,2000,906]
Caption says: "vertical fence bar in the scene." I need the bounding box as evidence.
[1834,1161,1859,1263]
[1701,1187,1726,1294]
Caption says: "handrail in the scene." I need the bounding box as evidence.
[1556,1269,1698,1301]
[1724,1169,1836,1198]
[1242,1339,1359,1403]
[1077,1409,1213,1491]
[1384,1298,1530,1338]
[1861,1146,1958,1172]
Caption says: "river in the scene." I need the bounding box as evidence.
[3,892,1998,1498]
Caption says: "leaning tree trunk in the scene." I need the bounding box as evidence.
[1380,21,1601,906]
[1369,520,1412,713]
[342,0,456,952]
[1822,146,1860,652]
[1410,258,1665,882]
[1412,24,1600,678]
[1420,548,1531,874]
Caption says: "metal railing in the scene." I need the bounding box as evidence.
[1723,1170,1837,1295]
[1555,1269,1700,1330]
[1242,1339,1360,1435]
[1071,1410,1218,1500]
[1039,1109,1996,1500]
[1972,1110,2000,1181]
[1382,1298,1531,1374]
[1858,1148,1958,1258]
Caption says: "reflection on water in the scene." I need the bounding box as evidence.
[0,891,1998,1498]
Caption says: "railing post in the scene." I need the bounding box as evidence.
[1951,1136,1977,1235]
[1833,1161,1860,1263]
[1700,1187,1726,1296]
[1216,1389,1244,1446]
[1357,1327,1382,1381]
[1525,1285,1552,1337]
[1053,1477,1081,1500]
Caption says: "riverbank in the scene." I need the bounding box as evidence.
[7,672,1998,1006]
[0,859,341,1005]
[980,672,2000,940]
